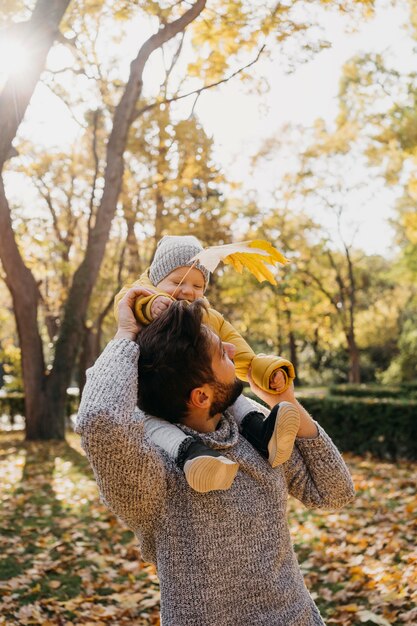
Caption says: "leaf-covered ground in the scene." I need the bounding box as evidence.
[0,431,415,626]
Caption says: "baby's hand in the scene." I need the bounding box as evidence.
[150,295,172,319]
[248,369,295,408]
[269,369,287,393]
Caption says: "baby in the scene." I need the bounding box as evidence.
[115,235,299,493]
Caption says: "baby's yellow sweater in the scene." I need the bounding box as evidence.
[114,270,295,394]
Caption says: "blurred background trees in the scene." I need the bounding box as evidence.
[0,0,416,440]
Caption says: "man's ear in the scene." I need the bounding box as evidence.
[188,384,213,410]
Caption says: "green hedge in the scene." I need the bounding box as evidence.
[246,389,417,460]
[298,394,417,461]
[327,384,417,399]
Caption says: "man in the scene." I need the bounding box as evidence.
[76,287,355,626]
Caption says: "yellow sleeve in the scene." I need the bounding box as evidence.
[205,308,255,382]
[113,270,174,326]
[205,308,296,393]
[250,354,296,394]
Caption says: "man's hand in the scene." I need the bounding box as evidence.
[150,295,172,319]
[248,368,318,439]
[114,287,155,342]
[248,369,295,408]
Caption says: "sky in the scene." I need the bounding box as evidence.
[2,0,413,255]
[193,2,411,254]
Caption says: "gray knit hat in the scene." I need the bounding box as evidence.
[149,235,210,288]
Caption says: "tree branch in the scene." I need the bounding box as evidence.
[135,44,266,119]
[87,109,101,235]
[0,0,72,168]
[33,177,64,244]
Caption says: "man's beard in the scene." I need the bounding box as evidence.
[209,377,244,417]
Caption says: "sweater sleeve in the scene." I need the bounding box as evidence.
[75,339,167,532]
[283,424,355,510]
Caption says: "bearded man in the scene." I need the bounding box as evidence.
[76,287,355,626]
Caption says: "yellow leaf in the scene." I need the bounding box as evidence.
[248,239,289,265]
[340,604,360,612]
[224,252,277,284]
[190,239,289,285]
[357,610,392,626]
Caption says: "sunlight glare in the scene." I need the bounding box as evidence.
[47,44,75,72]
[0,37,30,85]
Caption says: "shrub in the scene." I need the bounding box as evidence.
[298,394,417,461]
[327,384,406,399]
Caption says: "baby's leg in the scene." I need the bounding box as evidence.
[143,415,238,493]
[229,396,299,467]
[144,414,191,458]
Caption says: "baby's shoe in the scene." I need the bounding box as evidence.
[182,442,238,493]
[242,402,300,467]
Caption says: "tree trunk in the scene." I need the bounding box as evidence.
[0,179,52,439]
[125,209,141,274]
[0,0,207,439]
[284,307,300,385]
[347,330,361,383]
[0,0,71,439]
[78,286,118,397]
[44,0,207,434]
[78,326,99,397]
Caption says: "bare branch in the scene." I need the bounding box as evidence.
[163,31,185,97]
[189,91,201,118]
[32,177,64,244]
[87,109,101,234]
[300,267,341,316]
[135,44,266,120]
[41,80,87,129]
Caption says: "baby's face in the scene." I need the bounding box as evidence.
[157,266,205,302]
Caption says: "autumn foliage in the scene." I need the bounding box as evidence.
[0,431,416,625]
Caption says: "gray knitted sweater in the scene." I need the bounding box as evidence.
[76,339,355,626]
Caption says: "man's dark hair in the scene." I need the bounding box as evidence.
[137,300,216,423]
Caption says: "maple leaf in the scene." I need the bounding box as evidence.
[190,239,289,285]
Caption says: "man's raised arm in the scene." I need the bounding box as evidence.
[76,287,167,532]
[246,372,355,511]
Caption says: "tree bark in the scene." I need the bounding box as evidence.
[0,0,207,439]
[285,308,299,385]
[0,179,49,438]
[46,1,207,433]
[125,207,141,275]
[78,326,99,398]
[0,0,72,439]
[345,243,361,383]
[346,329,361,383]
